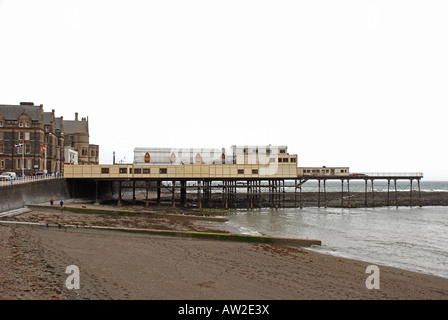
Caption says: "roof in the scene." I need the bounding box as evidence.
[0,104,43,121]
[43,112,55,127]
[63,119,89,135]
[55,117,64,132]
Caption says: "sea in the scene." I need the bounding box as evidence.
[225,180,448,279]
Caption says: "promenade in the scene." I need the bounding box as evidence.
[0,174,63,187]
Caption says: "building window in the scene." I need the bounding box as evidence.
[291,158,296,163]
[143,168,150,174]
[25,132,30,140]
[278,158,283,163]
[0,120,3,127]
[252,169,259,174]
[0,142,3,154]
[133,168,142,174]
[119,167,128,174]
[283,158,289,163]
[101,168,110,174]
[280,149,286,154]
[25,122,30,127]
[25,144,31,154]
[19,121,23,127]
[160,168,167,174]
[1,160,4,169]
[238,169,244,174]
[270,158,276,163]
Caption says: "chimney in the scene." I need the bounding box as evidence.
[75,112,79,121]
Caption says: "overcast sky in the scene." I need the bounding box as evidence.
[0,1,447,180]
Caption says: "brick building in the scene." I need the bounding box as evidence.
[0,102,99,176]
[63,112,99,165]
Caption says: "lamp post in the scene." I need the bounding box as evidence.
[41,144,47,176]
[44,145,47,176]
[21,142,24,178]
[43,132,52,176]
[15,142,24,178]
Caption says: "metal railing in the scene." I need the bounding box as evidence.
[361,172,424,178]
[0,174,64,187]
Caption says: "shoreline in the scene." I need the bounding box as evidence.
[1,202,448,300]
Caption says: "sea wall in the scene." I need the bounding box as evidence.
[0,179,70,212]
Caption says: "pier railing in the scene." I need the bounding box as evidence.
[362,172,424,178]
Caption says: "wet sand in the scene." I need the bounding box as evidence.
[1,204,448,300]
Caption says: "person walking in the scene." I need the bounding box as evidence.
[60,200,64,207]
[50,198,54,205]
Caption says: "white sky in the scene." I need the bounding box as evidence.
[0,1,447,180]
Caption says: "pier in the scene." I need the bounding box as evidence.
[64,164,424,209]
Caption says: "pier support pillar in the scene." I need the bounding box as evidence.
[180,181,186,207]
[387,179,391,207]
[157,181,161,206]
[145,180,149,207]
[94,179,100,205]
[197,180,202,209]
[172,180,176,208]
[364,179,368,206]
[132,180,136,204]
[318,179,321,208]
[394,179,398,208]
[323,179,327,208]
[418,179,422,207]
[117,181,122,207]
[224,182,228,209]
[347,179,351,208]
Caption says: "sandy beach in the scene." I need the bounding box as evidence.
[1,203,448,301]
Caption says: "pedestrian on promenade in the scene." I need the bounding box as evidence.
[60,200,64,207]
[50,198,54,205]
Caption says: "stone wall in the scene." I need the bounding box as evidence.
[0,179,70,212]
